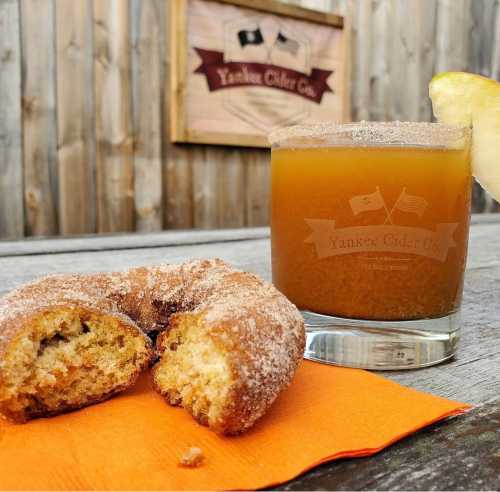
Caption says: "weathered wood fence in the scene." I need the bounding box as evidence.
[0,0,499,239]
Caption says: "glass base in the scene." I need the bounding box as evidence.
[303,311,460,370]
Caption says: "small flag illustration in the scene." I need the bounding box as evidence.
[395,189,428,218]
[349,188,386,215]
[275,32,300,56]
[238,28,264,47]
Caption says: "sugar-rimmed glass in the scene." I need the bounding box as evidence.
[269,122,471,369]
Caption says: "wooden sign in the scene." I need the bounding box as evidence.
[170,0,349,148]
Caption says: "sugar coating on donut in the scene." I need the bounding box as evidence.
[152,260,305,435]
[0,258,305,431]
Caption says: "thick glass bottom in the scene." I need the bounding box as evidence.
[302,310,460,370]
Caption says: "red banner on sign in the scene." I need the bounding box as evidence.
[193,48,334,104]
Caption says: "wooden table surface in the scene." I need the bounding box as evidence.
[0,214,498,491]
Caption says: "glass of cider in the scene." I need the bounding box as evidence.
[269,122,472,369]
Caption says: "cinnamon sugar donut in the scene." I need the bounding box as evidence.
[0,259,305,433]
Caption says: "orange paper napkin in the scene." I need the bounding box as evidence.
[0,361,469,491]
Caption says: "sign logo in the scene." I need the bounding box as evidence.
[194,48,333,104]
[193,18,333,105]
[305,188,457,262]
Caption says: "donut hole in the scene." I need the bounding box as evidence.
[0,307,151,421]
[154,314,232,432]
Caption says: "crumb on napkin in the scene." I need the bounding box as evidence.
[178,447,205,468]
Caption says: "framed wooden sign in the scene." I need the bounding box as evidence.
[170,0,349,148]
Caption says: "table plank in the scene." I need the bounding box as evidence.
[0,217,498,490]
[0,227,269,257]
[0,222,498,406]
[274,402,500,491]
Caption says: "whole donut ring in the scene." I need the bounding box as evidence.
[0,259,305,434]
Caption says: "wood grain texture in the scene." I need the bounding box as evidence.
[20,0,58,236]
[416,0,438,122]
[217,148,246,228]
[1,0,500,240]
[56,0,96,235]
[168,0,187,143]
[163,0,193,229]
[435,0,470,73]
[492,0,500,80]
[388,0,438,122]
[369,0,391,121]
[93,0,134,233]
[192,147,218,229]
[130,0,163,232]
[163,144,194,229]
[0,0,24,239]
[275,403,500,491]
[329,0,355,121]
[245,149,270,227]
[468,0,497,78]
[351,0,371,121]
[0,227,269,257]
[0,220,498,490]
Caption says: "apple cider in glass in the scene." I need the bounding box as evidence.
[270,122,472,369]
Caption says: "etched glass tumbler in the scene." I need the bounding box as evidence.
[270,122,471,369]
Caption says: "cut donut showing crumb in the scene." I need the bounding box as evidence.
[152,301,304,435]
[0,306,153,422]
[153,313,233,432]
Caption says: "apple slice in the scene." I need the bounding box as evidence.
[429,72,500,202]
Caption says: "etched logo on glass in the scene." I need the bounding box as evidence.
[305,187,458,262]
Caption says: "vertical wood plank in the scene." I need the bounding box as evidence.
[130,0,163,232]
[387,0,437,122]
[21,0,58,236]
[417,0,438,122]
[351,0,371,121]
[387,0,402,121]
[0,0,24,239]
[388,0,414,121]
[56,0,96,235]
[93,0,134,233]
[468,0,496,77]
[369,0,391,121]
[245,149,270,227]
[164,144,194,228]
[491,0,500,81]
[192,147,218,229]
[329,0,354,122]
[435,0,471,73]
[217,148,245,228]
[163,0,193,229]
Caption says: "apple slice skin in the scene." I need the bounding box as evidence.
[429,71,500,203]
[429,72,500,126]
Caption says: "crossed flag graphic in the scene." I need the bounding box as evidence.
[238,28,300,57]
[349,187,428,224]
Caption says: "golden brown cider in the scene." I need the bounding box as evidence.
[271,145,471,320]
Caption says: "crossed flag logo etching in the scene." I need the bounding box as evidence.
[349,187,428,225]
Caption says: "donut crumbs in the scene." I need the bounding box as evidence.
[178,447,205,468]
